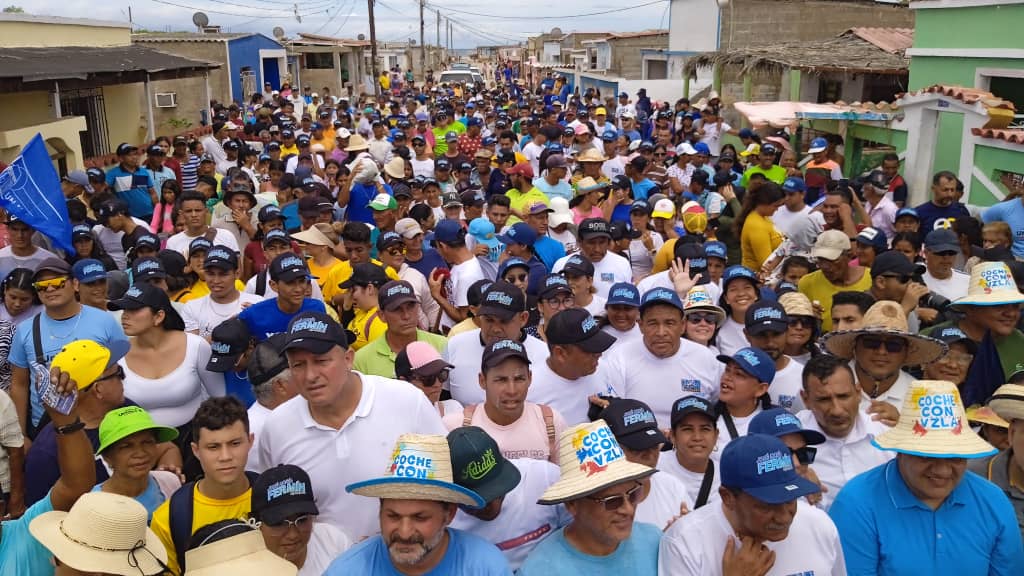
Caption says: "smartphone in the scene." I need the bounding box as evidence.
[33,362,76,416]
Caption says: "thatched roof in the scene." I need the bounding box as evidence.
[684,29,911,76]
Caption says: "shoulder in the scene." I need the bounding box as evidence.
[450,528,508,560]
[326,536,385,573]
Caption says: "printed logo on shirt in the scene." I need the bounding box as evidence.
[572,425,623,476]
[680,379,702,393]
[600,273,614,283]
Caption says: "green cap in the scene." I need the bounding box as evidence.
[96,406,178,455]
[367,192,398,211]
[447,426,521,504]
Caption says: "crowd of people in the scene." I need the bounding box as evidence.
[1,68,1024,575]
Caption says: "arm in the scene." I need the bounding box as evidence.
[11,365,29,436]
[46,367,97,512]
[4,444,25,517]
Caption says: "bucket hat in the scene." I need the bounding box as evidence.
[953,261,1024,307]
[97,406,178,455]
[821,300,946,366]
[988,383,1024,423]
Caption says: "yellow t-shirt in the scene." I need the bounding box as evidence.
[308,257,343,293]
[322,259,400,305]
[506,187,550,225]
[798,268,873,332]
[349,306,388,351]
[151,484,252,575]
[741,212,783,271]
[280,144,299,157]
[311,135,335,152]
[447,317,479,339]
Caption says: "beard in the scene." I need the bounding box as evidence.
[387,527,447,566]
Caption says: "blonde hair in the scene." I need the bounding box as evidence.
[983,221,1012,247]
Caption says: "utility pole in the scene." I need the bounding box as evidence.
[419,0,425,77]
[368,0,380,98]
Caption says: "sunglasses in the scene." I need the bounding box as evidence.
[686,312,718,325]
[881,274,912,284]
[411,369,449,386]
[33,276,69,291]
[386,247,406,257]
[859,336,906,353]
[587,482,643,511]
[94,365,126,384]
[787,317,814,328]
[504,273,528,283]
[263,514,314,533]
[791,446,817,466]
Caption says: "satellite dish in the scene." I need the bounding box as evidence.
[272,26,285,39]
[192,12,209,28]
[410,39,416,45]
[550,27,562,36]
[357,33,366,40]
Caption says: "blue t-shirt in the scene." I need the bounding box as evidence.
[610,204,631,224]
[829,460,1024,576]
[518,523,661,575]
[406,248,448,280]
[91,475,166,522]
[106,165,154,219]
[630,179,658,202]
[238,297,326,342]
[982,198,1024,257]
[532,177,573,202]
[281,202,301,232]
[912,200,971,233]
[9,306,128,427]
[0,493,54,576]
[347,182,392,224]
[326,528,511,576]
[534,236,566,272]
[224,370,256,407]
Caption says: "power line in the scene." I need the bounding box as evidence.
[149,0,329,18]
[193,0,334,14]
[330,0,358,36]
[424,0,667,20]
[312,0,349,34]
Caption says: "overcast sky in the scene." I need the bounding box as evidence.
[15,0,670,49]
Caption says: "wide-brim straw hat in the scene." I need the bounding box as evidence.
[821,301,946,366]
[344,133,370,152]
[576,148,607,163]
[682,286,726,325]
[538,420,656,505]
[185,530,297,576]
[29,492,167,576]
[383,156,406,179]
[966,405,1010,429]
[347,434,486,508]
[290,226,335,248]
[953,261,1024,307]
[778,291,814,318]
[989,383,1024,423]
[575,176,609,194]
[872,380,997,459]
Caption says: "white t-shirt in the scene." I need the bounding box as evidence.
[547,228,579,256]
[298,523,352,576]
[635,472,694,531]
[581,294,607,317]
[600,337,723,428]
[165,228,240,257]
[601,324,642,353]
[444,330,550,406]
[713,406,762,462]
[553,251,631,300]
[769,357,805,413]
[527,358,616,425]
[695,120,732,157]
[714,317,748,357]
[92,218,152,270]
[658,500,846,576]
[922,269,970,301]
[411,157,436,178]
[657,451,720,507]
[601,156,627,180]
[244,273,325,301]
[442,257,487,329]
[522,141,545,176]
[628,233,664,280]
[181,292,263,339]
[450,458,570,572]
[771,206,824,240]
[256,373,447,541]
[246,401,272,472]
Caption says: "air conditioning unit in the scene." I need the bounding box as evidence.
[155,92,178,108]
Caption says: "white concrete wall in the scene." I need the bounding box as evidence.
[669,0,721,52]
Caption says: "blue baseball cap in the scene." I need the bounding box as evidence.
[717,347,776,384]
[640,287,684,314]
[432,219,465,245]
[749,408,826,446]
[481,136,497,146]
[704,240,727,260]
[498,222,537,247]
[720,434,820,504]
[895,207,919,221]
[856,227,888,252]
[722,265,759,291]
[693,142,711,156]
[467,117,482,127]
[744,300,788,335]
[807,137,828,154]
[601,130,618,142]
[738,128,754,139]
[607,282,640,307]
[782,177,807,194]
[72,259,107,284]
[498,257,530,278]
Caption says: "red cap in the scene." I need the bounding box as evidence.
[506,162,535,179]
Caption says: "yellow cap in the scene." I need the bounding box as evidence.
[51,340,114,389]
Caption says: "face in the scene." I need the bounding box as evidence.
[721,489,798,542]
[204,267,238,299]
[622,444,660,469]
[526,212,549,235]
[983,229,1009,249]
[923,341,973,384]
[854,335,909,377]
[580,236,610,262]
[564,273,593,300]
[286,346,354,409]
[4,287,35,315]
[8,222,33,250]
[893,239,918,262]
[564,481,641,550]
[719,362,768,407]
[477,313,526,345]
[820,195,843,224]
[382,301,419,338]
[380,499,454,568]
[781,264,810,286]
[724,279,757,317]
[102,430,159,481]
[191,421,251,485]
[683,310,718,345]
[502,267,529,295]
[672,413,717,463]
[855,243,877,268]
[964,303,1022,337]
[925,248,956,277]
[35,272,75,310]
[260,513,314,565]
[882,159,900,179]
[802,367,859,438]
[640,305,684,358]
[75,279,107,309]
[746,329,787,361]
[180,200,207,230]
[373,209,397,231]
[932,176,957,207]
[73,237,93,257]
[817,255,849,284]
[553,343,601,379]
[120,306,164,337]
[897,453,966,507]
[478,358,531,421]
[605,304,638,332]
[344,241,372,265]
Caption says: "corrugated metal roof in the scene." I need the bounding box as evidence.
[972,128,1024,144]
[846,27,913,54]
[133,32,252,43]
[0,45,218,83]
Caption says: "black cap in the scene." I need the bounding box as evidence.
[224,140,241,152]
[96,199,130,224]
[448,426,522,504]
[670,395,715,429]
[611,175,631,190]
[538,273,572,300]
[561,254,594,277]
[107,283,185,331]
[339,262,389,289]
[608,221,641,241]
[578,218,611,240]
[376,231,404,252]
[481,338,531,370]
[134,233,160,251]
[546,308,616,353]
[206,318,251,373]
[262,228,291,248]
[269,253,314,283]
[251,464,320,524]
[378,280,418,311]
[116,143,138,156]
[871,250,916,278]
[188,237,213,258]
[258,205,284,223]
[203,245,239,271]
[744,300,789,335]
[146,144,165,156]
[673,242,708,282]
[477,281,526,320]
[248,334,290,387]
[130,257,166,281]
[600,398,669,451]
[283,311,348,354]
[467,279,493,308]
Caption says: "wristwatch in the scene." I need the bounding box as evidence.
[54,418,85,436]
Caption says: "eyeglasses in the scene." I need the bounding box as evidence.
[92,366,126,385]
[33,276,69,291]
[127,542,173,576]
[263,514,314,533]
[787,317,814,329]
[543,295,575,308]
[938,352,974,367]
[654,153,667,158]
[790,446,817,466]
[686,312,718,325]
[504,273,528,283]
[587,482,643,511]
[411,369,449,387]
[881,274,912,284]
[859,336,906,353]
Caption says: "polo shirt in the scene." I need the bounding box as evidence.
[519,523,661,575]
[740,164,787,187]
[106,164,154,218]
[326,528,511,575]
[444,329,550,406]
[352,329,448,378]
[0,493,53,576]
[982,198,1024,257]
[968,450,1024,541]
[256,373,447,541]
[237,297,326,342]
[829,460,1024,575]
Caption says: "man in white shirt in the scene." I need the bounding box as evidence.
[694,109,733,158]
[659,434,845,576]
[862,170,898,240]
[256,311,446,541]
[743,300,805,413]
[367,120,394,166]
[614,92,636,128]
[600,287,723,428]
[0,217,58,282]
[165,192,240,256]
[181,246,261,339]
[244,335,297,472]
[921,229,970,300]
[553,218,632,300]
[658,395,721,509]
[431,219,487,331]
[772,177,824,240]
[796,354,893,510]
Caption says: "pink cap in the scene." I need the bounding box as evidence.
[573,123,591,136]
[396,341,453,376]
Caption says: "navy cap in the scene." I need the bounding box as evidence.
[283,311,348,354]
[600,398,669,451]
[433,219,466,244]
[378,280,419,311]
[262,228,291,248]
[538,273,572,300]
[251,464,320,525]
[722,265,758,291]
[258,204,284,223]
[924,228,959,253]
[71,223,92,240]
[498,222,537,247]
[670,395,716,429]
[478,281,526,320]
[607,282,640,307]
[115,143,138,156]
[744,300,789,335]
[203,245,239,270]
[578,218,612,240]
[717,347,776,384]
[223,140,241,151]
[188,237,213,257]
[547,307,616,353]
[270,253,315,283]
[704,240,727,260]
[497,257,530,278]
[131,257,166,281]
[601,130,618,142]
[338,262,389,289]
[206,318,251,372]
[630,200,651,214]
[719,434,820,504]
[749,408,826,446]
[482,338,531,370]
[640,287,685,314]
[856,227,888,252]
[933,325,978,355]
[562,254,595,277]
[436,158,452,171]
[72,259,107,284]
[782,177,807,194]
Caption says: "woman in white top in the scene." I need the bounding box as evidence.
[715,266,758,356]
[681,285,725,355]
[394,341,462,417]
[561,254,606,318]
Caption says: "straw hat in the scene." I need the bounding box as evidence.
[682,286,725,325]
[821,301,946,366]
[576,148,607,163]
[344,133,370,152]
[988,383,1024,423]
[966,405,1010,429]
[575,177,609,194]
[872,380,997,459]
[346,434,486,508]
[185,530,297,576]
[952,261,1024,307]
[538,420,656,505]
[383,156,406,179]
[291,225,336,248]
[30,492,167,576]
[778,291,814,317]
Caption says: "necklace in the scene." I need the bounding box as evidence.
[48,311,82,341]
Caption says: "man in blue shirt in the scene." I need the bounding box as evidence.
[238,253,325,341]
[830,379,1024,575]
[913,170,971,233]
[326,433,510,575]
[106,143,157,221]
[626,156,658,202]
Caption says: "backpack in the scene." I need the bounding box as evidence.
[462,403,557,464]
[168,470,260,572]
[255,269,268,297]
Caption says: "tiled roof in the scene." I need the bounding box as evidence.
[133,32,252,42]
[607,29,668,39]
[972,128,1024,144]
[846,27,913,54]
[905,85,1017,111]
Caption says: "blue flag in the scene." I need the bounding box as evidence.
[0,133,73,253]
